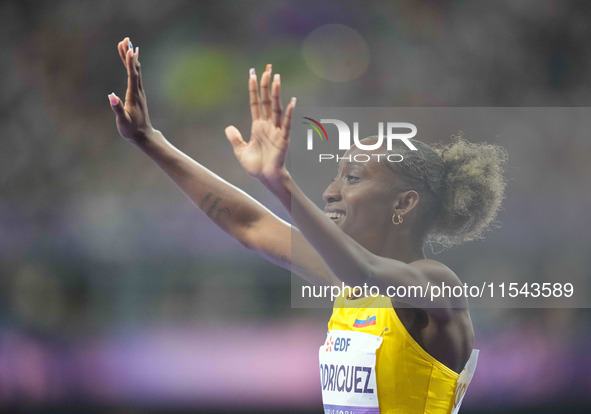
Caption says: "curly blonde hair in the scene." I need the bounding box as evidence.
[385,134,507,248]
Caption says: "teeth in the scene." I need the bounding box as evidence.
[326,212,345,219]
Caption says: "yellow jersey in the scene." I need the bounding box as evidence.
[319,294,478,414]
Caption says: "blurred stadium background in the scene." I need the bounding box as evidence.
[1,0,591,413]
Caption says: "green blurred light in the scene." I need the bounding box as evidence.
[163,48,232,111]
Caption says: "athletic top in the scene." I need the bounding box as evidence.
[319,294,478,414]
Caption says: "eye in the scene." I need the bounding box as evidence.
[345,175,361,183]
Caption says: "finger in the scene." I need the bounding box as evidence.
[133,46,144,92]
[108,92,127,120]
[118,41,124,63]
[225,126,247,155]
[249,68,261,121]
[119,37,133,66]
[260,64,272,119]
[118,38,128,65]
[118,40,124,63]
[125,48,139,105]
[282,97,296,140]
[271,73,283,128]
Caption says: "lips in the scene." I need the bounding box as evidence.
[324,209,346,220]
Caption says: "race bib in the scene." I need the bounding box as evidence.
[319,330,383,414]
[451,349,479,414]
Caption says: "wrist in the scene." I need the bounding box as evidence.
[133,127,162,148]
[262,169,291,195]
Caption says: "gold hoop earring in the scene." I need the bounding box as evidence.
[392,213,403,225]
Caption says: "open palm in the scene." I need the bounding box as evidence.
[225,67,295,182]
[109,37,154,144]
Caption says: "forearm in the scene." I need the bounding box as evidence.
[268,171,372,286]
[135,129,270,245]
[266,172,459,311]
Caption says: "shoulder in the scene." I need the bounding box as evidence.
[408,259,462,287]
[407,259,469,319]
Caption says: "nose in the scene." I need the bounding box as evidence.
[322,179,342,203]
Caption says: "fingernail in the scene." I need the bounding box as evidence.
[249,68,256,78]
[129,40,133,50]
[266,64,272,72]
[274,74,280,82]
[108,92,119,106]
[135,46,139,57]
[291,97,297,107]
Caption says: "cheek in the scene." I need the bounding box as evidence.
[344,188,393,225]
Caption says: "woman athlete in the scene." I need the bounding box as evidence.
[109,38,506,413]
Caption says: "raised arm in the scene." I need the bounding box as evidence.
[108,38,338,287]
[226,66,465,314]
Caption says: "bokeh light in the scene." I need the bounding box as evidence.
[302,24,370,82]
[163,46,233,111]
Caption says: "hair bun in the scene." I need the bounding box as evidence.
[429,135,508,247]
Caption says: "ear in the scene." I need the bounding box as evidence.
[392,190,420,216]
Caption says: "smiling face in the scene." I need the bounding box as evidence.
[322,142,408,245]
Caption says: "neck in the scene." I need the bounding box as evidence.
[358,226,425,264]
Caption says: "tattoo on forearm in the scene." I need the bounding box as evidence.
[201,192,232,221]
[215,207,231,219]
[200,192,212,209]
[206,197,222,217]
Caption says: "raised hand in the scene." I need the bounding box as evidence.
[109,37,154,143]
[225,66,296,184]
